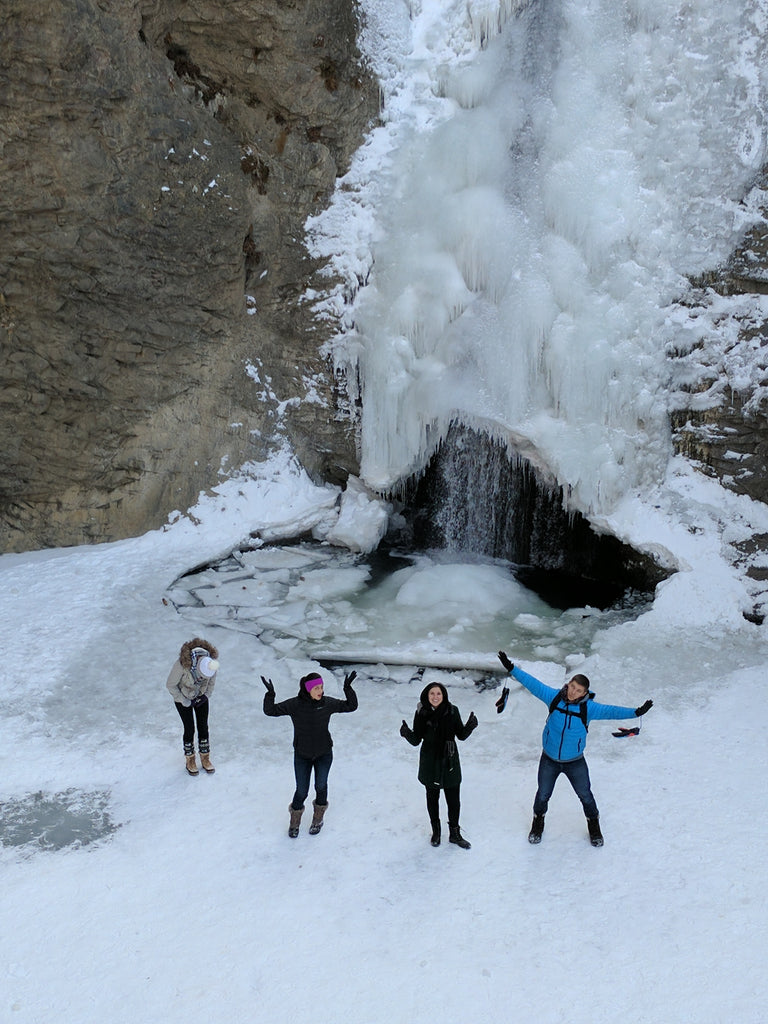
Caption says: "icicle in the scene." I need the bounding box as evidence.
[466,0,534,48]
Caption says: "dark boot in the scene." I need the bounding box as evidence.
[528,814,545,844]
[288,804,304,838]
[430,820,441,847]
[448,825,471,850]
[308,801,328,835]
[198,739,215,774]
[184,743,199,776]
[587,817,604,847]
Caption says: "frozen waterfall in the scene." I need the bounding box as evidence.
[307,0,768,517]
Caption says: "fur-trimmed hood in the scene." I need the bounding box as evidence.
[179,637,218,670]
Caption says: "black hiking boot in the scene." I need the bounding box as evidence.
[528,814,545,844]
[449,825,471,850]
[430,821,441,847]
[587,817,604,847]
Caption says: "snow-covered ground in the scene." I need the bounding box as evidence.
[2,452,767,1024]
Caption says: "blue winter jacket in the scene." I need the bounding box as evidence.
[510,665,637,762]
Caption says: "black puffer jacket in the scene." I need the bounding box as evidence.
[263,677,358,758]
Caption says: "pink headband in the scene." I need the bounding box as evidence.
[304,675,323,693]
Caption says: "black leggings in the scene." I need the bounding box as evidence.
[175,699,209,748]
[425,785,461,828]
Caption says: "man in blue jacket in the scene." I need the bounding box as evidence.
[497,651,653,846]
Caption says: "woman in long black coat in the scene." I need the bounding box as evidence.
[400,681,477,849]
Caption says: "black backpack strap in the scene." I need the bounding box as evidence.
[580,700,589,731]
[549,690,590,732]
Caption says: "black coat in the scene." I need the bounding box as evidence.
[263,679,358,759]
[401,683,476,788]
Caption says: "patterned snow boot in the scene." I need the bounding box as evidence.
[198,739,215,774]
[308,801,328,835]
[288,804,304,838]
[184,743,199,776]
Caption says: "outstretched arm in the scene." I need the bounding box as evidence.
[508,664,560,706]
[589,698,653,723]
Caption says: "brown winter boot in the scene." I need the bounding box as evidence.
[184,745,199,776]
[308,801,328,835]
[288,804,304,838]
[198,740,215,774]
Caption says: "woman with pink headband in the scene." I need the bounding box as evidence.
[262,670,358,837]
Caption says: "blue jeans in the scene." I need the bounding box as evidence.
[291,751,333,810]
[533,752,599,819]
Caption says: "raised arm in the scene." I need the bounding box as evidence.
[261,676,292,717]
[455,709,478,741]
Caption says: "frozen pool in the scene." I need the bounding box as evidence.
[166,543,651,673]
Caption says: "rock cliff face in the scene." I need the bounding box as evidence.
[666,172,768,617]
[670,173,768,504]
[3,0,768,609]
[0,0,378,551]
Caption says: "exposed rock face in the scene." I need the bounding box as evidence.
[0,0,378,552]
[667,171,768,618]
[670,171,768,506]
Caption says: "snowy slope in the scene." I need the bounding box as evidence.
[2,454,766,1024]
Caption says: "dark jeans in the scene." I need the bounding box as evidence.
[533,752,599,819]
[175,698,209,748]
[292,751,333,809]
[425,785,461,828]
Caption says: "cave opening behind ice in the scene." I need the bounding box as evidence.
[168,427,672,674]
[394,423,670,611]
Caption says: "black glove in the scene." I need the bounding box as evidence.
[466,711,478,732]
[261,675,275,694]
[635,699,653,716]
[399,719,410,739]
[495,686,510,714]
[498,650,513,673]
[343,671,357,689]
[612,726,640,738]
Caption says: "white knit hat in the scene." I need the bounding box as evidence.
[197,656,219,678]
